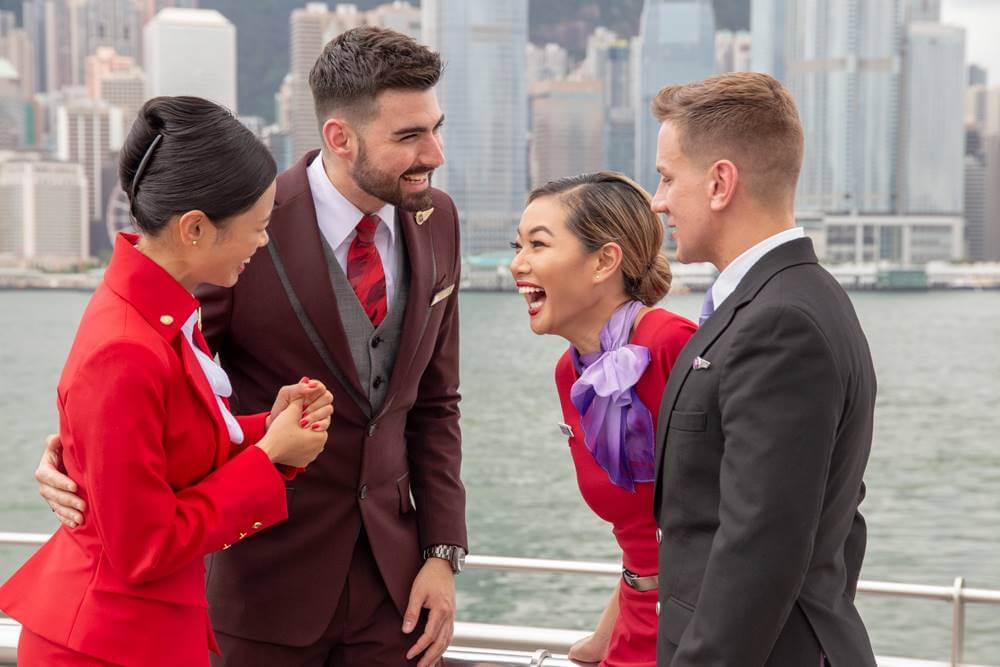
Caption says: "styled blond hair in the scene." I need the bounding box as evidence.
[652,72,804,205]
[528,171,672,306]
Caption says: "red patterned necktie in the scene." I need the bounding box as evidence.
[347,214,387,327]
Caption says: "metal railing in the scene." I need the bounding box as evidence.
[2,533,999,666]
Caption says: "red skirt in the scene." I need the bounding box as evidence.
[603,583,657,667]
[18,625,120,666]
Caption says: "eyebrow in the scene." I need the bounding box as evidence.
[392,114,446,137]
[528,225,554,236]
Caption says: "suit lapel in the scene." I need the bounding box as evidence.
[269,154,368,404]
[178,338,227,469]
[377,208,433,417]
[653,238,821,510]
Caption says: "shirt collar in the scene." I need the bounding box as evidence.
[306,152,396,246]
[103,233,199,341]
[712,227,805,309]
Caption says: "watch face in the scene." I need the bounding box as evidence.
[452,549,466,573]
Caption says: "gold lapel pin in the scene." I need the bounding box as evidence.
[415,207,434,226]
[159,315,174,326]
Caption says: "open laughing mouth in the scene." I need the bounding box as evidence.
[516,282,546,317]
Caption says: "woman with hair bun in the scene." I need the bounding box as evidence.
[0,96,334,666]
[509,172,697,667]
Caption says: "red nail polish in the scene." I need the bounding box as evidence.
[311,423,321,431]
[299,419,308,428]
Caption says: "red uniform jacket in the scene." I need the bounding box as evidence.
[0,234,289,666]
[198,150,468,646]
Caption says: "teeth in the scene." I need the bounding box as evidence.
[518,286,544,295]
[529,300,543,310]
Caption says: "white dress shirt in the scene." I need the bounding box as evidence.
[307,153,398,311]
[711,226,805,309]
[180,310,244,445]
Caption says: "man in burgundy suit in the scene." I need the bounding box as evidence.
[36,27,467,666]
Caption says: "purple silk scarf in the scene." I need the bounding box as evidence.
[570,300,655,492]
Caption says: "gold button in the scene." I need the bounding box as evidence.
[222,543,231,550]
[159,315,174,326]
[252,521,262,530]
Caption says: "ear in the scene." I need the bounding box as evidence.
[593,242,624,284]
[322,117,354,160]
[708,159,739,212]
[176,210,210,247]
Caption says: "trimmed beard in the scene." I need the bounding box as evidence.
[352,138,435,212]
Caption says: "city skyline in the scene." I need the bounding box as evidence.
[0,0,997,269]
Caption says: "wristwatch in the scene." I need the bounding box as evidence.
[422,544,467,574]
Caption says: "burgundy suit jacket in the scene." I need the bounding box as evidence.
[199,150,467,647]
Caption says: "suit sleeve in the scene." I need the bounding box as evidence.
[404,199,468,552]
[195,283,234,355]
[64,339,288,585]
[673,304,842,666]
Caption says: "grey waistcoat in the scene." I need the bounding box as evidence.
[320,227,409,415]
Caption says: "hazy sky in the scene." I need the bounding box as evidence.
[942,0,1000,84]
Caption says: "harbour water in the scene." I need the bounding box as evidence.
[1,289,998,664]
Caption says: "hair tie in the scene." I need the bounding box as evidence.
[131,134,162,195]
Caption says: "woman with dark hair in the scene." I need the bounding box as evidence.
[0,96,333,666]
[510,172,697,667]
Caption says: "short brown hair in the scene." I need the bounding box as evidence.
[528,172,672,306]
[310,26,442,127]
[651,72,804,205]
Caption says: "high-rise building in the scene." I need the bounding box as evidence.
[905,0,940,22]
[85,0,142,63]
[41,0,89,92]
[144,8,236,112]
[85,47,144,114]
[984,135,1000,261]
[964,153,988,260]
[529,79,603,188]
[635,0,716,195]
[968,64,988,87]
[786,0,902,214]
[287,3,363,161]
[367,1,420,40]
[56,101,123,220]
[580,27,635,178]
[423,0,528,254]
[900,22,965,214]
[143,0,199,25]
[0,11,35,98]
[526,42,568,88]
[966,85,1000,135]
[0,158,89,268]
[0,58,25,149]
[750,0,788,82]
[716,29,751,73]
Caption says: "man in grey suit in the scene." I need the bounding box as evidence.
[649,72,878,666]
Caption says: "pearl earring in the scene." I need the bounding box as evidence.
[192,240,198,246]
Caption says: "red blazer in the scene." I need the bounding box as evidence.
[0,234,289,666]
[198,150,467,646]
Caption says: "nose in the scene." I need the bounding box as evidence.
[422,134,445,170]
[509,245,528,279]
[651,182,669,216]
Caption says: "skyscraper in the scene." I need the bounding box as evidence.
[85,0,142,63]
[750,0,788,81]
[0,158,89,268]
[968,64,988,87]
[423,0,528,254]
[56,100,123,220]
[0,11,35,98]
[287,3,364,161]
[786,0,902,214]
[367,1,421,40]
[635,0,715,195]
[900,22,965,214]
[581,27,635,177]
[143,0,199,25]
[964,153,988,260]
[905,0,941,22]
[144,8,236,112]
[0,58,24,149]
[529,79,603,188]
[716,29,752,73]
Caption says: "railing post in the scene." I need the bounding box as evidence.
[951,576,965,667]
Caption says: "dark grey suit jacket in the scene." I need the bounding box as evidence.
[653,238,877,666]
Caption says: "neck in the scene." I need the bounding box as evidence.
[321,152,386,215]
[135,236,199,293]
[712,203,796,272]
[563,295,632,356]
